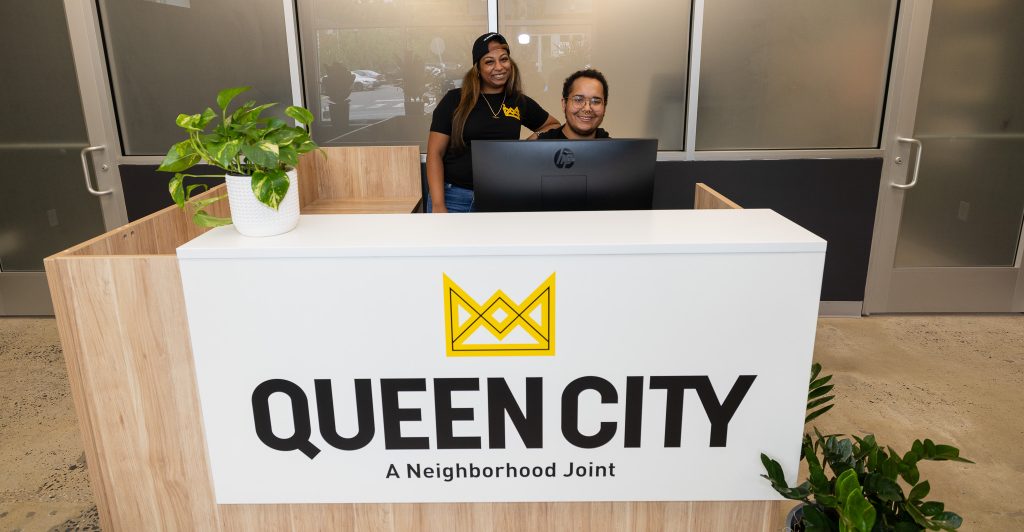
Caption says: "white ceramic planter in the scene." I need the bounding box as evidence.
[224,169,300,237]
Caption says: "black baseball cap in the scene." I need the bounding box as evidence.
[472,32,508,65]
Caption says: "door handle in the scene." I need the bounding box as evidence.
[892,137,922,190]
[80,145,113,196]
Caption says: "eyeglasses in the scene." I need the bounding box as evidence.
[565,95,605,109]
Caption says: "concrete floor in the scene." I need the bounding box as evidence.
[1,315,1021,531]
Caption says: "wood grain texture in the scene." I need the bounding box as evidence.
[302,197,421,214]
[694,183,742,210]
[44,168,781,530]
[296,146,422,208]
[60,185,230,257]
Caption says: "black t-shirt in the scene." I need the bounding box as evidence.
[430,88,549,189]
[536,126,611,140]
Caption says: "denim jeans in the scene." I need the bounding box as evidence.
[425,182,475,213]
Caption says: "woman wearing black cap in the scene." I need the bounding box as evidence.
[426,32,560,213]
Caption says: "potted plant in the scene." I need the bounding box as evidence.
[761,364,973,531]
[157,86,318,236]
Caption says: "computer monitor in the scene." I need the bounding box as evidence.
[471,139,657,212]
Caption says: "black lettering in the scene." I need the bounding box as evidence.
[693,375,756,447]
[624,376,644,448]
[251,379,321,459]
[386,464,399,478]
[561,376,617,448]
[434,378,482,449]
[649,376,703,447]
[381,378,430,449]
[487,377,543,448]
[315,378,375,450]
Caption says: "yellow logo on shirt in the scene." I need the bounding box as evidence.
[502,104,521,120]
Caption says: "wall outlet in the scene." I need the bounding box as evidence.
[957,201,970,222]
[47,209,59,227]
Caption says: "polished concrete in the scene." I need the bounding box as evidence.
[1,315,1021,531]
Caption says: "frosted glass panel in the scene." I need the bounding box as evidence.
[99,0,294,155]
[0,1,106,272]
[697,0,896,150]
[499,0,690,150]
[894,1,1024,267]
[297,0,487,149]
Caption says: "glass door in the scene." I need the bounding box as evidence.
[865,0,1024,313]
[0,0,127,315]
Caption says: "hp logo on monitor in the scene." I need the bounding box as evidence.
[553,148,575,169]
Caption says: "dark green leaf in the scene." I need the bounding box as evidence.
[251,169,290,210]
[928,511,963,531]
[908,480,930,502]
[899,462,920,485]
[285,105,315,125]
[168,173,185,208]
[806,404,835,424]
[863,472,903,502]
[810,362,823,382]
[904,501,929,527]
[217,86,251,111]
[892,522,920,532]
[807,395,835,410]
[920,501,944,516]
[157,140,200,172]
[267,117,286,129]
[809,375,833,390]
[801,505,834,532]
[808,384,835,400]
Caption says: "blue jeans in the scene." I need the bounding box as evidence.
[425,182,475,213]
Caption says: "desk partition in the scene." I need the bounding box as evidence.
[45,173,819,530]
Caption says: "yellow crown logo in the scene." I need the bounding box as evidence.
[443,273,555,357]
[502,104,521,120]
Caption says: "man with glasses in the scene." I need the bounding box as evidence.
[534,69,610,140]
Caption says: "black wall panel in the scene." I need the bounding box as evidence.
[653,158,882,301]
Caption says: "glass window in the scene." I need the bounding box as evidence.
[697,0,897,150]
[499,0,691,149]
[297,0,488,149]
[98,0,294,155]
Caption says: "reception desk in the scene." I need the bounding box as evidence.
[46,185,824,529]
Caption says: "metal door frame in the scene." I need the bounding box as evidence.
[0,0,128,315]
[863,0,1024,313]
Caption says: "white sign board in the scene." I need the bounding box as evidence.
[178,211,825,504]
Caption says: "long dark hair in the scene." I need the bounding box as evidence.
[450,45,523,153]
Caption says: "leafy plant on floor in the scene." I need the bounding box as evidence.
[761,363,973,531]
[156,86,318,227]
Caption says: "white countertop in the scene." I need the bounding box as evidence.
[176,209,826,259]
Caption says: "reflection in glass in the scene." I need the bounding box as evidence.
[698,0,896,150]
[499,0,690,149]
[98,0,294,155]
[894,1,1024,267]
[0,2,106,272]
[298,0,487,149]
